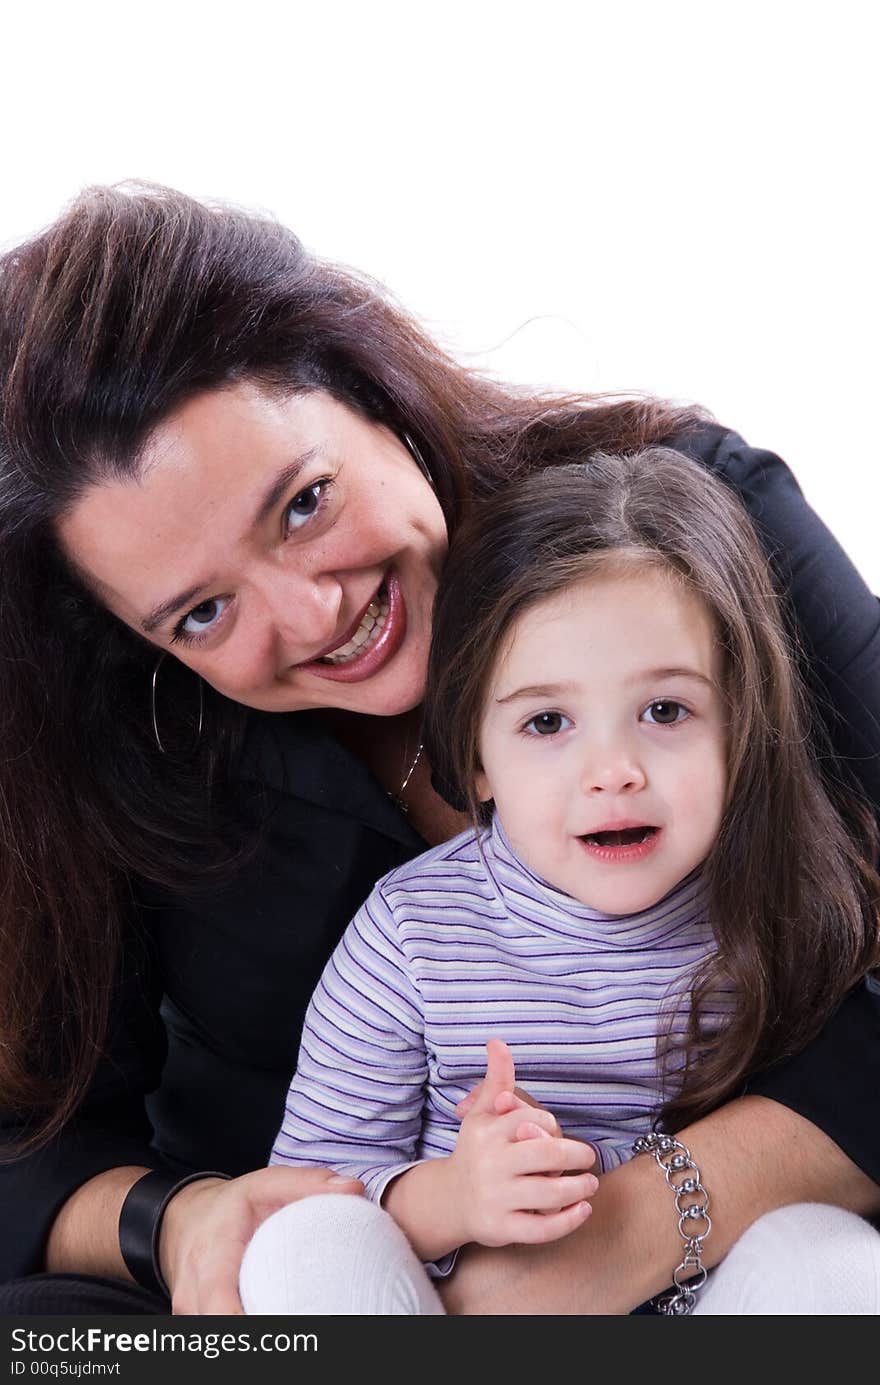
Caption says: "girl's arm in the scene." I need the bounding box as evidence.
[270,888,433,1199]
[441,1093,880,1315]
[275,922,598,1264]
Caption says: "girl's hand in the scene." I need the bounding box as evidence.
[158,1165,363,1314]
[448,1041,597,1248]
[455,1038,559,1131]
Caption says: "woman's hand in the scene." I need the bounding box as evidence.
[159,1165,363,1314]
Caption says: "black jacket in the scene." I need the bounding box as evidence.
[2,424,879,1282]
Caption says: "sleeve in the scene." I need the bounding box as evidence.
[0,911,169,1282]
[682,426,880,1183]
[270,886,430,1206]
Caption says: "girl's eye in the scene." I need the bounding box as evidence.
[284,479,331,533]
[523,711,572,736]
[172,595,229,644]
[641,699,689,726]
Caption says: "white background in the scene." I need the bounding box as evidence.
[4,1,878,585]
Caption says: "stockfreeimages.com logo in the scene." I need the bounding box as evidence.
[10,1327,316,1363]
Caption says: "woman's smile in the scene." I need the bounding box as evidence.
[295,571,406,682]
[56,385,449,716]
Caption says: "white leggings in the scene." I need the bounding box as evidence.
[240,1194,880,1316]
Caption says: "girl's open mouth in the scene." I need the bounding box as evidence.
[578,826,661,862]
[301,571,407,683]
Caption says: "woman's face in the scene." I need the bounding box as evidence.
[56,383,449,716]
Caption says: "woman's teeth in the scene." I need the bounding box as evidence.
[320,589,389,665]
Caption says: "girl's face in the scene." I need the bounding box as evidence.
[56,383,449,716]
[475,566,728,915]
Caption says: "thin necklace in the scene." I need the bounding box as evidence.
[394,741,424,812]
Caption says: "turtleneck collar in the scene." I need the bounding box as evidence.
[484,813,710,950]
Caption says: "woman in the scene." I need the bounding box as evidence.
[0,184,878,1315]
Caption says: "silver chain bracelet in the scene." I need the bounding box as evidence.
[632,1132,712,1315]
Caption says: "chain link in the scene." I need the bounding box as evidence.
[632,1132,711,1315]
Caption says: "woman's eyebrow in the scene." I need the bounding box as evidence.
[252,448,320,527]
[141,449,321,634]
[142,581,218,635]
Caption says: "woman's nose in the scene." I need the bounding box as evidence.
[260,570,344,656]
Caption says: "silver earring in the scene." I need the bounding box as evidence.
[151,654,204,756]
[402,432,436,490]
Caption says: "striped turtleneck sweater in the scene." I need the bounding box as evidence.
[271,815,724,1199]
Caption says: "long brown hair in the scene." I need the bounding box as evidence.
[0,184,706,1150]
[424,450,880,1128]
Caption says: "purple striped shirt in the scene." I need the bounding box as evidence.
[271,816,725,1198]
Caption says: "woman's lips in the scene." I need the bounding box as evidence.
[298,570,407,683]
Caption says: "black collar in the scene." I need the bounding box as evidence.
[238,709,426,853]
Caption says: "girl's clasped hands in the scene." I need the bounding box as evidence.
[441,1038,597,1252]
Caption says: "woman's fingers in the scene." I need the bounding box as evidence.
[239,1165,364,1215]
[162,1165,365,1313]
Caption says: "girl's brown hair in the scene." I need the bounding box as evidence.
[0,184,706,1150]
[424,450,880,1128]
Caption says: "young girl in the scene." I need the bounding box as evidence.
[241,447,880,1315]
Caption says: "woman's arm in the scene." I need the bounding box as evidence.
[45,1166,160,1280]
[2,716,413,1304]
[441,1094,880,1315]
[45,1163,364,1315]
[0,916,167,1284]
[683,425,880,810]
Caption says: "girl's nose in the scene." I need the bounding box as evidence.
[581,745,647,795]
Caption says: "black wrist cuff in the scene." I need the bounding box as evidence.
[119,1169,231,1298]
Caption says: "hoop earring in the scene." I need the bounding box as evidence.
[151,654,204,756]
[402,432,436,490]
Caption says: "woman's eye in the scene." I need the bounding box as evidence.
[524,711,571,736]
[641,699,688,726]
[173,595,229,643]
[284,479,330,533]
